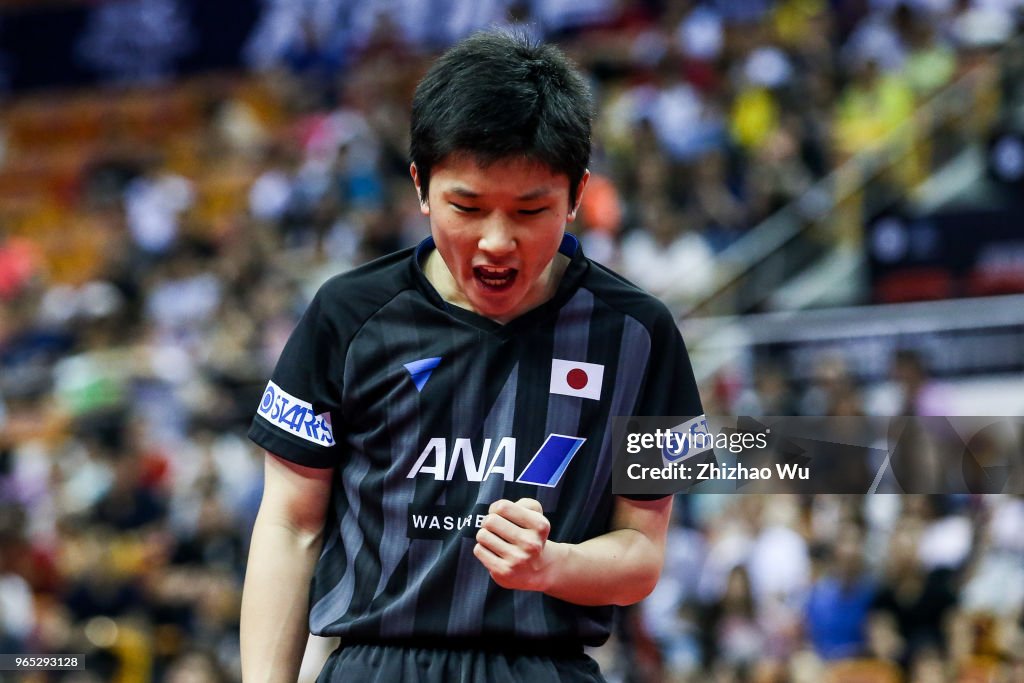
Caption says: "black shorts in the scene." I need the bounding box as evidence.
[316,641,607,683]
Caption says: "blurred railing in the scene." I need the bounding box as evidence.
[682,292,1024,385]
[674,31,1023,321]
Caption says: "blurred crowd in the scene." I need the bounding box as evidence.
[1,0,1023,681]
[616,492,1024,683]
[612,348,1024,682]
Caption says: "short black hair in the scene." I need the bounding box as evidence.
[410,29,593,208]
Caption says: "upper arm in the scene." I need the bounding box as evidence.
[258,451,334,536]
[610,495,673,562]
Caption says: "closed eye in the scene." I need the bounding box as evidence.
[518,207,547,216]
[450,203,479,213]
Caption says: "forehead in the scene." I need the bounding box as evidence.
[430,154,570,196]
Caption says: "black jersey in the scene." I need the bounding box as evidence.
[248,234,704,648]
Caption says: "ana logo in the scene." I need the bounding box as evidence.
[550,359,603,400]
[257,381,335,446]
[404,356,442,393]
[406,434,586,487]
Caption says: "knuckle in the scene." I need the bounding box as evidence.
[516,497,543,514]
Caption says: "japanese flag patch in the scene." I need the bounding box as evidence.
[549,359,604,401]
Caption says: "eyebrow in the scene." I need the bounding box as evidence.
[446,186,554,201]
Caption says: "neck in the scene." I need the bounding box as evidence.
[423,249,466,309]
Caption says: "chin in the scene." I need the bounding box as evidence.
[470,295,519,320]
[474,302,514,320]
[468,284,520,311]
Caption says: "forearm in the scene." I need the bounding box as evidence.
[240,512,324,683]
[540,528,664,606]
[474,496,672,608]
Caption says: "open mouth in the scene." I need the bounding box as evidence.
[473,265,518,291]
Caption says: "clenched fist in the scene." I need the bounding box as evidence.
[473,498,559,592]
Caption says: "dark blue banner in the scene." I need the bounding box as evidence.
[868,198,1024,303]
[0,0,259,92]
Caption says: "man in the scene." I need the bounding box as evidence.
[241,29,704,682]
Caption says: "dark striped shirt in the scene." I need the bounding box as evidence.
[248,234,703,648]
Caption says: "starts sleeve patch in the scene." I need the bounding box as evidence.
[256,380,336,447]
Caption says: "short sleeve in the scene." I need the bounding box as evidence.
[633,308,704,419]
[620,307,707,500]
[248,291,345,468]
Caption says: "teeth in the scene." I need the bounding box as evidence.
[475,266,515,286]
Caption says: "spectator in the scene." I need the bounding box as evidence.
[805,525,875,659]
[869,517,959,665]
[123,160,195,259]
[703,565,767,667]
[619,199,716,303]
[833,55,915,160]
[888,348,952,416]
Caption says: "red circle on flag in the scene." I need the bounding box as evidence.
[566,368,588,390]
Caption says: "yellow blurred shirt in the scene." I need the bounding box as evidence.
[835,72,915,156]
[730,87,780,151]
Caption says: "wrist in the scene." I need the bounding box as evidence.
[537,540,570,594]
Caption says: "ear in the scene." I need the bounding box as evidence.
[567,169,591,222]
[410,163,429,215]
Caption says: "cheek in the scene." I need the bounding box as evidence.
[431,223,474,272]
[523,225,565,267]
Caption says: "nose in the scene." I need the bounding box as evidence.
[477,215,516,257]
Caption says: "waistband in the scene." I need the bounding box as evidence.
[337,635,587,658]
